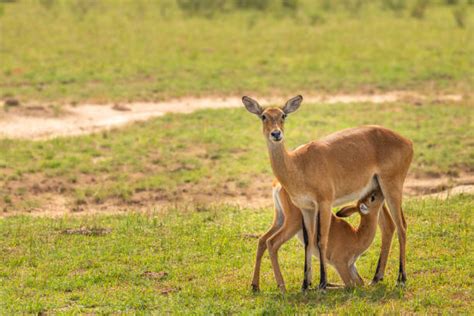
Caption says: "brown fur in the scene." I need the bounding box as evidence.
[243,95,413,293]
[251,182,395,290]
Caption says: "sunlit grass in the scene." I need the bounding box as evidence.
[0,195,472,313]
[0,2,472,102]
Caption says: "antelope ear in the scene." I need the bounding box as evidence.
[242,96,263,116]
[336,205,358,218]
[282,95,303,114]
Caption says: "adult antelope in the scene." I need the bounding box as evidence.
[242,95,413,293]
[252,181,396,290]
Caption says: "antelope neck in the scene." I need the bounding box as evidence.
[355,214,378,250]
[267,140,294,188]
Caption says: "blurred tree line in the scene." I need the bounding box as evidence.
[0,0,472,27]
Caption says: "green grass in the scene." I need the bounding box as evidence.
[1,100,472,211]
[0,195,472,314]
[0,1,473,102]
[1,2,472,313]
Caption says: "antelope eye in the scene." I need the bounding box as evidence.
[261,114,267,121]
[282,114,287,120]
[370,195,375,202]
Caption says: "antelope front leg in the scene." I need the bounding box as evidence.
[317,201,332,290]
[301,209,317,291]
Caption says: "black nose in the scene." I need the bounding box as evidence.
[271,130,281,139]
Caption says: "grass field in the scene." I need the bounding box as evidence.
[1,100,473,212]
[0,196,472,314]
[1,0,474,314]
[1,1,473,102]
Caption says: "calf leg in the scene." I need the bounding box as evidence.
[334,263,356,288]
[350,264,365,286]
[251,224,281,292]
[267,218,301,293]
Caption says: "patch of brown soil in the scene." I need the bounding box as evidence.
[0,91,465,140]
[242,233,260,239]
[3,102,67,118]
[142,271,168,280]
[158,287,180,296]
[62,226,111,236]
[404,172,474,196]
[1,172,472,218]
[0,168,273,217]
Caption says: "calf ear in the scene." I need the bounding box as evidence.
[336,205,358,218]
[282,95,303,114]
[242,96,263,115]
[359,203,369,214]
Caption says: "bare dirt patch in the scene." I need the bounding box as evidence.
[403,172,474,196]
[158,287,180,296]
[1,172,472,218]
[0,92,471,217]
[0,91,464,140]
[142,271,168,281]
[61,226,112,236]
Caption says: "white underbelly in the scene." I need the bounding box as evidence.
[333,176,379,207]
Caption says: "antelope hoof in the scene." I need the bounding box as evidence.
[326,282,343,288]
[318,282,327,291]
[278,284,287,294]
[370,276,383,285]
[396,279,406,288]
[301,280,310,292]
[251,284,260,293]
[397,273,407,287]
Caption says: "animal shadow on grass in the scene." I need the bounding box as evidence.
[271,283,405,308]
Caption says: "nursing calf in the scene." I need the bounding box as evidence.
[251,181,396,291]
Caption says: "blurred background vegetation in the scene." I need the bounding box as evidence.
[0,0,473,102]
[0,3,473,313]
[1,0,471,19]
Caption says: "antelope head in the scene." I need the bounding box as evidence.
[242,95,303,144]
[336,188,385,218]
